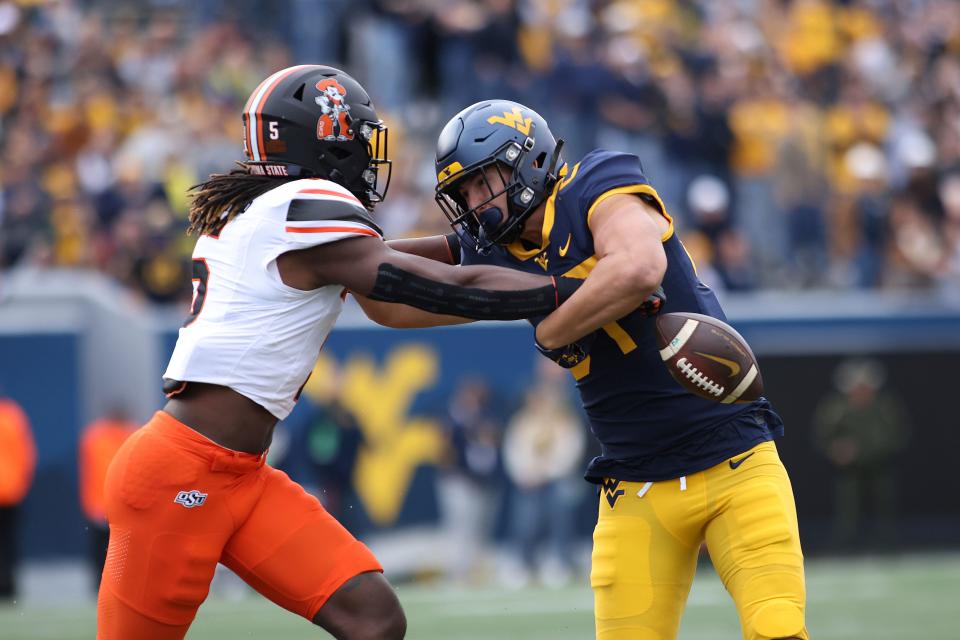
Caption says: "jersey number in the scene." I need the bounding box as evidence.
[184,258,209,327]
[571,320,639,381]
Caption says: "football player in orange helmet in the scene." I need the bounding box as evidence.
[97,69,585,640]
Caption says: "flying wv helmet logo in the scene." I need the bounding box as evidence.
[174,489,208,508]
[601,478,624,508]
[315,78,353,141]
[487,107,533,135]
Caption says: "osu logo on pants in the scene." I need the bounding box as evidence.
[174,489,208,508]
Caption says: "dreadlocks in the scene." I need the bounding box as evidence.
[187,163,294,236]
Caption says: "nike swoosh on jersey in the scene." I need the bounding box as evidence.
[729,452,755,469]
[558,233,572,257]
[694,351,741,377]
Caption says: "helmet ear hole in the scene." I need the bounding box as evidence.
[326,147,352,160]
[533,152,547,169]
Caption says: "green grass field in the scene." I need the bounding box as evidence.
[2,553,958,639]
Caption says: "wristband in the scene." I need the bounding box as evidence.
[443,232,462,265]
[553,276,583,307]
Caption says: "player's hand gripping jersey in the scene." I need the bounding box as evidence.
[461,150,785,482]
[164,178,379,419]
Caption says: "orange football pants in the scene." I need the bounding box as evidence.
[96,411,381,640]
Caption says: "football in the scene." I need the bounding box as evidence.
[654,312,763,403]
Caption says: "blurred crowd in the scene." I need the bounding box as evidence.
[434,363,588,586]
[1,0,960,303]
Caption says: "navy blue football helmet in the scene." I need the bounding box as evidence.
[435,100,564,252]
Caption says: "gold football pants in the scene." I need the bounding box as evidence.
[592,441,808,640]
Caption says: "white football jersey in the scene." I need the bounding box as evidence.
[164,178,380,419]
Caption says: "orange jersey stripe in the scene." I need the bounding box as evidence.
[296,188,362,205]
[285,226,379,236]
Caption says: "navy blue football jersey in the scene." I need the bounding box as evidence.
[461,150,784,482]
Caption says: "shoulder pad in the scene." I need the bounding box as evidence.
[273,179,382,235]
[558,150,651,216]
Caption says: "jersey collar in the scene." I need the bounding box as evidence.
[505,162,579,261]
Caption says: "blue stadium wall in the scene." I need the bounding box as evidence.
[3,315,960,559]
[0,334,84,558]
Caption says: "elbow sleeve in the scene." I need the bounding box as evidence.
[368,263,581,320]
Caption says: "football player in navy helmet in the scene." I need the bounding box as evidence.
[356,99,808,640]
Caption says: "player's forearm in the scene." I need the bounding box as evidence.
[368,263,580,321]
[452,263,553,291]
[352,293,473,328]
[535,254,658,347]
[387,234,460,264]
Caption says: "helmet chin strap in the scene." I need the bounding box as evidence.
[546,138,565,181]
[476,206,505,254]
[478,206,504,234]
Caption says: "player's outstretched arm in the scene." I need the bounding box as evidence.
[350,233,467,327]
[385,233,461,265]
[278,235,579,322]
[353,295,475,328]
[535,193,668,348]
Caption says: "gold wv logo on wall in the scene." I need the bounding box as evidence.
[304,345,444,526]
